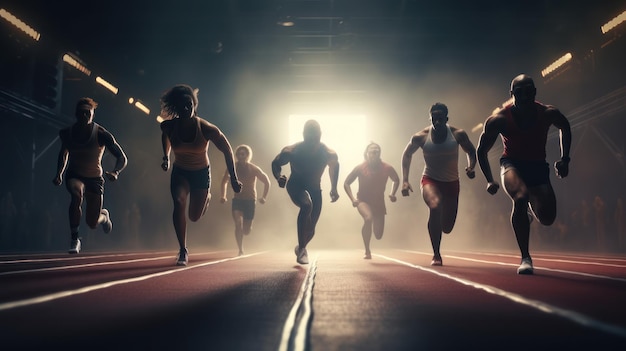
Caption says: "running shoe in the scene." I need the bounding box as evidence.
[294,245,309,264]
[69,238,81,254]
[101,208,112,233]
[431,255,443,266]
[363,251,372,259]
[517,257,534,275]
[176,248,188,266]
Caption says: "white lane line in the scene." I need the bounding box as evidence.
[402,250,626,282]
[377,254,626,339]
[443,255,626,283]
[447,250,626,266]
[0,252,263,312]
[0,252,172,264]
[0,256,176,276]
[279,257,318,351]
[0,250,231,264]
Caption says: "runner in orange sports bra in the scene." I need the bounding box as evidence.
[160,84,242,266]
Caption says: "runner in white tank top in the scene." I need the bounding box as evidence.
[401,103,477,266]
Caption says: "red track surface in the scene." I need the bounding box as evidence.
[1,248,625,350]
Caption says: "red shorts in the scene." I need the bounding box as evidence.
[420,175,460,198]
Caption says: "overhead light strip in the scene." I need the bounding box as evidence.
[601,10,626,34]
[0,8,40,41]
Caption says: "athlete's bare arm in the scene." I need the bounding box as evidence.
[546,106,572,178]
[401,129,428,196]
[202,120,242,193]
[98,127,127,181]
[343,166,360,206]
[160,121,173,171]
[253,164,271,203]
[388,165,400,201]
[220,169,230,203]
[326,148,340,202]
[271,145,293,188]
[452,127,477,179]
[477,112,506,194]
[52,130,70,186]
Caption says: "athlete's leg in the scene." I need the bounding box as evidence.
[66,178,85,241]
[84,192,105,229]
[501,167,531,259]
[287,184,313,250]
[372,213,385,240]
[232,209,244,254]
[357,202,374,256]
[188,189,210,222]
[528,184,557,226]
[440,183,460,234]
[170,174,191,251]
[422,183,444,259]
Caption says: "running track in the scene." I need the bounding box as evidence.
[0,249,625,350]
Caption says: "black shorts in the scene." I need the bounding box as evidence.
[65,171,104,195]
[171,165,210,190]
[500,158,550,187]
[232,198,256,220]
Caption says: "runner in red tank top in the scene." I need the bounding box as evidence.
[344,142,400,259]
[477,74,572,274]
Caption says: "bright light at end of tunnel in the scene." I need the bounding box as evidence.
[288,114,368,169]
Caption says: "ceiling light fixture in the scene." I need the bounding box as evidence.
[95,76,118,94]
[541,53,572,78]
[62,53,91,76]
[601,10,626,34]
[0,8,40,41]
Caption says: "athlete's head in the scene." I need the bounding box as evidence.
[429,102,448,130]
[75,97,97,125]
[235,144,252,162]
[510,74,536,106]
[303,119,322,143]
[160,84,199,119]
[363,142,381,162]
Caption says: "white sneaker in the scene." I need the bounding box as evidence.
[431,256,443,266]
[101,209,112,233]
[295,245,309,264]
[69,239,81,254]
[517,257,534,275]
[176,248,188,266]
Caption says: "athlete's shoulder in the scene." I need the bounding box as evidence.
[410,127,429,144]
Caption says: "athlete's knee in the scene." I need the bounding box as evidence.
[537,212,556,226]
[426,198,442,210]
[173,195,187,208]
[363,216,373,226]
[300,201,313,214]
[189,212,202,222]
[512,197,530,211]
[373,230,383,240]
[86,218,98,229]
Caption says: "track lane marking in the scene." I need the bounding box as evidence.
[377,254,626,339]
[446,250,626,266]
[402,250,626,282]
[444,255,626,283]
[0,256,177,276]
[0,252,264,312]
[0,250,232,264]
[279,256,318,351]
